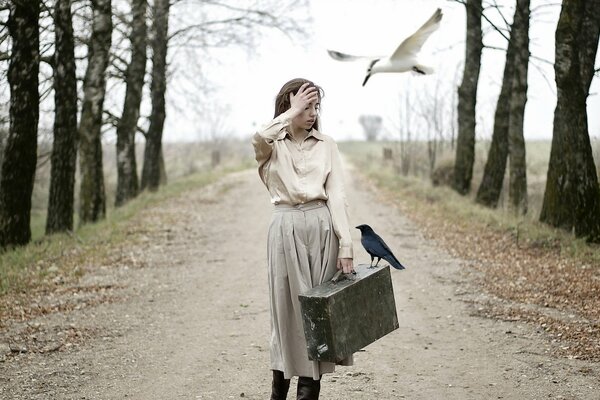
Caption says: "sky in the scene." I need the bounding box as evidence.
[163,0,600,143]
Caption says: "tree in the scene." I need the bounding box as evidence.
[115,0,147,206]
[0,0,40,248]
[358,115,382,141]
[140,0,306,191]
[391,88,415,176]
[141,0,169,192]
[453,0,483,195]
[475,9,516,207]
[46,0,78,234]
[507,0,529,214]
[78,0,112,224]
[413,77,454,176]
[540,0,600,242]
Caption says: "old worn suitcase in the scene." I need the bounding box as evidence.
[298,264,399,363]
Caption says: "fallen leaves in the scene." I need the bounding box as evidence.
[364,172,600,361]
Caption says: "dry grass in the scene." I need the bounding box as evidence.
[31,139,255,239]
[340,140,600,360]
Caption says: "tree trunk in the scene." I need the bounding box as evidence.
[540,0,600,242]
[475,7,518,208]
[78,0,112,224]
[159,148,167,185]
[0,1,39,248]
[507,0,530,215]
[115,0,147,207]
[46,0,78,234]
[0,129,5,168]
[141,0,169,192]
[453,0,483,195]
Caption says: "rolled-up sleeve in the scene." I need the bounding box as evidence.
[252,114,291,182]
[325,140,354,259]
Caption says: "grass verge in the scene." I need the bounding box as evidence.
[0,164,247,306]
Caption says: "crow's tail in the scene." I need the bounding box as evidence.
[385,254,405,270]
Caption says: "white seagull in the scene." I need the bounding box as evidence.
[328,8,443,86]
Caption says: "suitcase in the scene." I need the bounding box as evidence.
[298,264,399,363]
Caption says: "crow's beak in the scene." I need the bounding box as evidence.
[362,73,371,86]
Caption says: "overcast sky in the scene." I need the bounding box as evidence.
[163,0,600,142]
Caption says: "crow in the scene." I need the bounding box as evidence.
[356,224,406,270]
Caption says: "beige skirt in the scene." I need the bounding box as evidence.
[267,200,353,380]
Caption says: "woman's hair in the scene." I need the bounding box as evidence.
[274,78,324,131]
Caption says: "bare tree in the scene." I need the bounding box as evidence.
[453,0,483,195]
[390,88,415,176]
[413,77,453,176]
[46,0,79,234]
[475,8,516,207]
[358,115,382,142]
[115,0,147,206]
[78,0,112,224]
[0,0,40,248]
[507,0,529,215]
[141,0,169,191]
[141,0,307,191]
[540,0,600,242]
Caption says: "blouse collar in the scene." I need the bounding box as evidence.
[281,128,325,142]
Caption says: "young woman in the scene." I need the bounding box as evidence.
[252,78,355,400]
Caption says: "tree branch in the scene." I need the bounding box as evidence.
[104,110,148,137]
[169,17,244,41]
[448,0,510,42]
[41,54,54,68]
[488,0,511,31]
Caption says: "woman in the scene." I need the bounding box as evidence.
[252,78,355,400]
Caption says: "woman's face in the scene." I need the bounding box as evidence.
[291,98,320,131]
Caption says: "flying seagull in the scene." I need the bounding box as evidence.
[356,224,406,270]
[327,8,443,86]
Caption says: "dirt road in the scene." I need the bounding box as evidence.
[1,164,598,399]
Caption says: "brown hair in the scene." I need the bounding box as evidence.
[274,78,324,131]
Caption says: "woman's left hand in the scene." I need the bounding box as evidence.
[337,258,355,274]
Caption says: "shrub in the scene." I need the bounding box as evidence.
[431,156,455,187]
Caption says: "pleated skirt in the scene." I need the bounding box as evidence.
[267,200,353,380]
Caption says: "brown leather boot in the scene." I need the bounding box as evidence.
[296,376,321,400]
[271,370,290,400]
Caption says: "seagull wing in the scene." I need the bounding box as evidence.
[327,49,380,62]
[390,8,443,61]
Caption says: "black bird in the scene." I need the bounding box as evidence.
[356,224,406,270]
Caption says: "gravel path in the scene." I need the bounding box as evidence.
[1,165,598,399]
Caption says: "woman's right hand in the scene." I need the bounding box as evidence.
[289,82,318,117]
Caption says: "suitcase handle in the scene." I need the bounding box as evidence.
[330,269,357,284]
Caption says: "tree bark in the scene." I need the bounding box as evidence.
[46,0,78,234]
[141,0,169,191]
[453,0,483,195]
[475,10,517,208]
[78,0,112,224]
[0,1,39,248]
[540,0,600,242]
[115,0,147,207]
[159,148,167,185]
[507,0,530,215]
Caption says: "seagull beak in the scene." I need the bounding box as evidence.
[362,73,371,86]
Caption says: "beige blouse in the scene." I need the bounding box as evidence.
[252,113,354,259]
